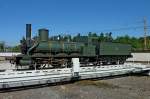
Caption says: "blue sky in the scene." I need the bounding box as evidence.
[0,0,149,45]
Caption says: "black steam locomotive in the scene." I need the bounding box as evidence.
[14,24,132,69]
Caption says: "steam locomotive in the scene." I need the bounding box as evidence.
[14,24,132,69]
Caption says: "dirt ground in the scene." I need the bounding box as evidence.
[0,76,150,99]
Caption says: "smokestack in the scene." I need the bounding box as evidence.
[26,24,31,48]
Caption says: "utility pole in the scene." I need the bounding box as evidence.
[144,17,147,50]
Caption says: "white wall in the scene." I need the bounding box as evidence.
[0,52,21,57]
[127,53,150,62]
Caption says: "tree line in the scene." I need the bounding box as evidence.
[86,32,150,51]
[3,32,150,52]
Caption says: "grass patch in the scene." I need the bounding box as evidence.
[75,80,120,89]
